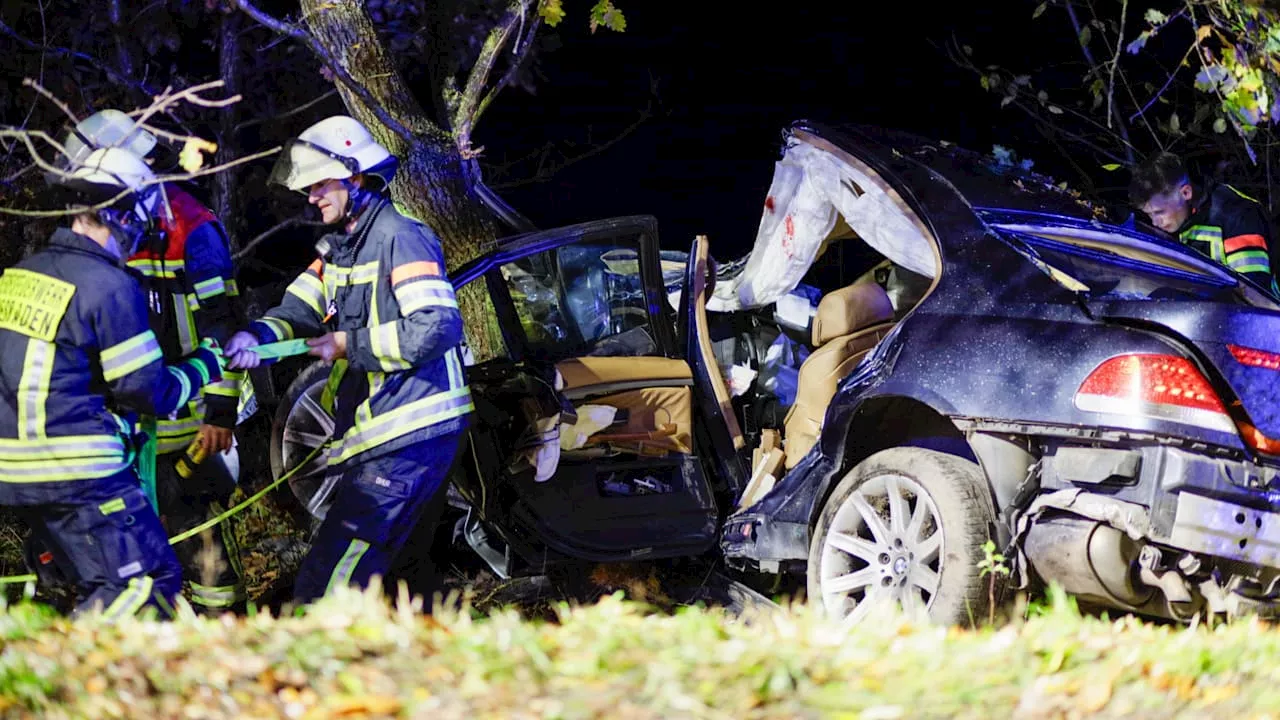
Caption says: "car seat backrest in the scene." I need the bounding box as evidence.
[811,281,895,346]
[784,281,896,469]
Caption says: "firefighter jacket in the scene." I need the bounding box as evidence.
[244,197,472,469]
[0,228,222,497]
[127,183,249,454]
[1175,181,1280,295]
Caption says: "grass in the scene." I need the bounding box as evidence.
[0,582,1279,718]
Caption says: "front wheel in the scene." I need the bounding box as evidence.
[269,360,336,527]
[807,447,997,627]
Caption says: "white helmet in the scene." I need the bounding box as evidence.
[59,146,159,227]
[54,109,158,173]
[269,115,396,192]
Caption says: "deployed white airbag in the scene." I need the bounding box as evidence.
[708,137,936,312]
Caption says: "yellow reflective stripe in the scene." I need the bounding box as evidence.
[446,349,465,390]
[126,258,183,278]
[368,321,413,371]
[286,272,325,316]
[192,276,226,300]
[1226,184,1260,203]
[0,435,126,461]
[173,293,197,354]
[17,340,54,439]
[225,279,239,297]
[325,539,370,595]
[189,582,243,608]
[327,262,379,286]
[101,330,162,383]
[0,456,131,482]
[1228,249,1270,269]
[330,386,473,465]
[103,576,153,622]
[394,278,458,314]
[257,317,293,342]
[210,498,245,579]
[99,497,126,515]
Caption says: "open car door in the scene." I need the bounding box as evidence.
[455,216,727,570]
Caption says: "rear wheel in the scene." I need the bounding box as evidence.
[807,447,996,627]
[269,360,335,528]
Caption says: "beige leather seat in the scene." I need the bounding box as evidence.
[782,281,896,468]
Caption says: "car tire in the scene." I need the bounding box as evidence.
[807,447,996,627]
[269,360,336,529]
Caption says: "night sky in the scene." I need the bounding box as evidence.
[481,2,1085,259]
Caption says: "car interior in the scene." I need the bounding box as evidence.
[457,135,944,562]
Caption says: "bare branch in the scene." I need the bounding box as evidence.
[1105,0,1126,130]
[476,8,543,129]
[454,1,537,146]
[0,16,154,95]
[232,216,328,260]
[0,142,280,217]
[130,80,240,128]
[1064,1,1137,163]
[233,89,340,132]
[1129,43,1198,123]
[229,0,415,144]
[22,78,81,127]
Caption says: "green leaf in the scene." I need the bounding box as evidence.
[589,0,626,33]
[1047,105,1064,114]
[980,75,989,91]
[539,0,566,26]
[1078,25,1092,47]
[1145,8,1167,25]
[1101,163,1122,171]
[1033,1,1047,19]
[1170,111,1181,134]
[1215,117,1228,133]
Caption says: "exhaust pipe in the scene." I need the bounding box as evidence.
[1023,515,1155,607]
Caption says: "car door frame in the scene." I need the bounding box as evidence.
[448,214,723,567]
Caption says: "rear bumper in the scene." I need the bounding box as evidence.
[1040,443,1280,566]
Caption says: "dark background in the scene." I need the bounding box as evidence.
[479,2,1087,259]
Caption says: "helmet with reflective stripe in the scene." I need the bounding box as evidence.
[58,146,159,218]
[270,115,397,192]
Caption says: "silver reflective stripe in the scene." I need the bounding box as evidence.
[174,293,196,354]
[18,340,52,439]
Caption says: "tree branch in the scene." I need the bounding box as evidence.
[22,78,85,127]
[1065,1,1136,163]
[233,89,340,132]
[0,17,154,95]
[232,216,327,260]
[229,0,415,144]
[453,0,538,147]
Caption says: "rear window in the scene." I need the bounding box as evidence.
[1015,234,1238,302]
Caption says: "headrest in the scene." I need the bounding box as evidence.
[811,281,895,345]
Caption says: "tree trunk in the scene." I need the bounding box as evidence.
[213,8,241,252]
[300,0,504,361]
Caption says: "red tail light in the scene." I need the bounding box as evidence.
[1229,343,1280,371]
[1074,354,1236,434]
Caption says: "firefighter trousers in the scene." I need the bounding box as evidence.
[156,450,246,613]
[292,429,465,604]
[12,469,183,621]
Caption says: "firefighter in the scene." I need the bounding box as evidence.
[0,146,224,620]
[223,115,473,603]
[1130,151,1280,295]
[57,110,250,614]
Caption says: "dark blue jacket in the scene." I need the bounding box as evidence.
[0,228,221,495]
[245,198,472,469]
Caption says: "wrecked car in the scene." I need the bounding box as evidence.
[271,120,1280,626]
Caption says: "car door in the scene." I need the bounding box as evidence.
[451,215,722,563]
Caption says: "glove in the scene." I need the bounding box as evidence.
[182,340,224,386]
